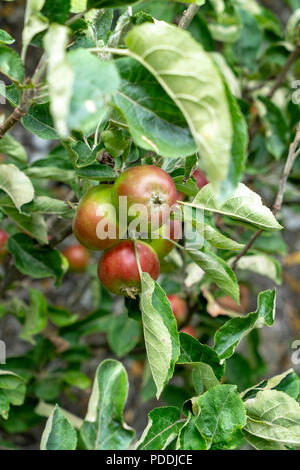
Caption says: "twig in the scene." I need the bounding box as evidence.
[267,42,300,99]
[49,221,73,249]
[178,4,199,30]
[231,122,300,270]
[0,106,28,139]
[273,124,300,215]
[0,83,32,139]
[0,54,48,140]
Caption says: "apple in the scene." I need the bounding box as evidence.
[73,184,120,251]
[147,219,182,258]
[180,325,197,339]
[63,244,90,272]
[98,240,160,298]
[167,294,187,325]
[111,165,177,230]
[193,169,208,189]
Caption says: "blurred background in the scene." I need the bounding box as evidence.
[0,0,299,450]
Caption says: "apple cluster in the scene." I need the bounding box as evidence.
[72,165,181,298]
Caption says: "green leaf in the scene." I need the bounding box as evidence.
[234,8,262,73]
[80,359,134,450]
[0,29,15,45]
[125,22,234,190]
[242,369,300,400]
[177,413,207,450]
[243,431,287,451]
[244,390,300,448]
[41,0,71,24]
[48,305,78,327]
[141,360,156,402]
[88,0,204,6]
[61,309,112,343]
[24,196,75,218]
[22,0,48,61]
[214,290,276,360]
[0,389,10,419]
[177,332,225,382]
[41,405,77,450]
[0,134,27,163]
[136,407,184,450]
[191,183,282,230]
[225,353,252,392]
[76,164,115,181]
[71,0,86,12]
[139,273,180,399]
[173,175,199,197]
[67,48,120,134]
[22,103,58,140]
[102,128,128,158]
[107,314,141,357]
[44,24,74,137]
[8,233,67,283]
[26,163,75,182]
[93,9,113,43]
[20,288,48,343]
[0,46,25,83]
[286,8,300,43]
[63,370,91,390]
[194,384,247,449]
[228,253,282,285]
[2,207,48,244]
[191,362,220,391]
[0,164,34,211]
[0,370,26,408]
[258,96,290,160]
[220,80,248,198]
[112,57,196,158]
[203,224,244,251]
[188,249,240,303]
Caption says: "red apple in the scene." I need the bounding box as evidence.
[63,244,90,272]
[167,294,187,325]
[98,240,160,298]
[0,229,8,261]
[193,169,208,189]
[180,325,197,339]
[111,165,177,229]
[73,184,120,251]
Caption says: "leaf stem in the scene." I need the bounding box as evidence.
[87,47,129,56]
[133,239,143,278]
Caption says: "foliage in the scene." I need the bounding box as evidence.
[0,0,299,451]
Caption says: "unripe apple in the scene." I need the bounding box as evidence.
[193,169,208,189]
[147,219,182,258]
[167,294,187,325]
[98,240,160,298]
[180,325,197,339]
[73,184,120,251]
[63,244,90,272]
[0,229,8,261]
[111,165,177,229]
